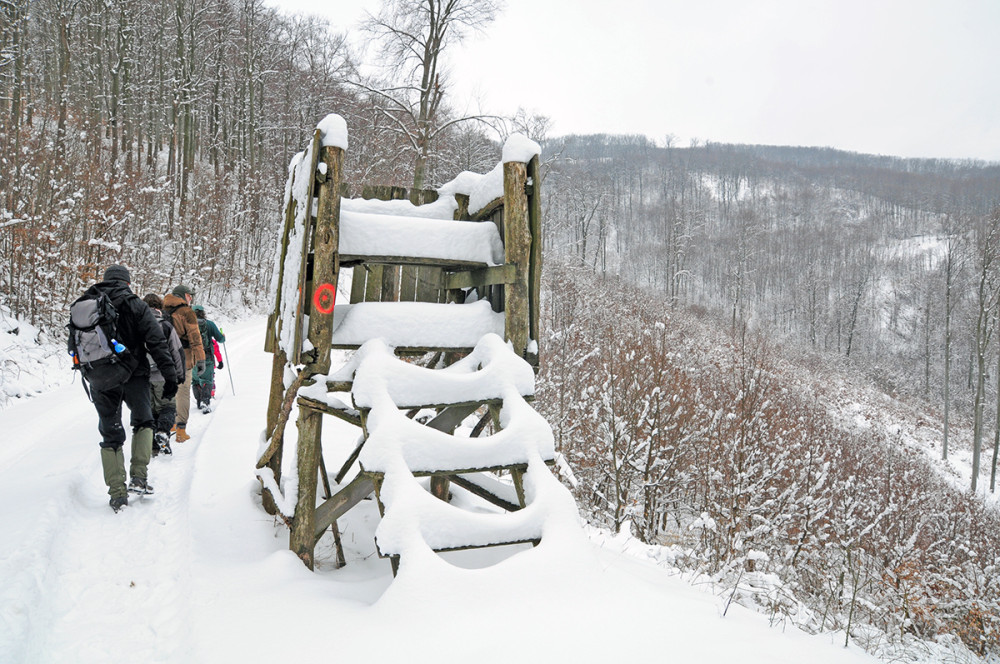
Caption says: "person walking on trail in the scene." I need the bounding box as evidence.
[142,294,185,456]
[72,266,178,512]
[191,304,226,413]
[162,284,205,442]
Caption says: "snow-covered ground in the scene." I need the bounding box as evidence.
[0,316,887,663]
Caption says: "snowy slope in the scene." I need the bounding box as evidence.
[0,317,881,664]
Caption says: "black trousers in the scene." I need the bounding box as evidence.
[92,372,154,449]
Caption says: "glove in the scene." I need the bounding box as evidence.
[162,379,178,400]
[217,360,224,370]
[196,360,206,374]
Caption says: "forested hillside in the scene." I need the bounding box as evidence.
[538,260,999,658]
[543,135,1000,482]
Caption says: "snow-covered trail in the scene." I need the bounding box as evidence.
[0,318,263,662]
[0,316,884,664]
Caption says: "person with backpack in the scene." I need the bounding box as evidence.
[142,294,185,456]
[161,284,205,442]
[68,265,178,512]
[191,304,226,413]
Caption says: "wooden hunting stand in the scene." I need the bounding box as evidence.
[258,115,557,572]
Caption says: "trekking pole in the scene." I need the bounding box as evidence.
[222,341,235,395]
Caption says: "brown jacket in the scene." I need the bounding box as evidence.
[162,293,206,369]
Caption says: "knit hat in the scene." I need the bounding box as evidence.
[103,265,131,283]
[171,284,195,298]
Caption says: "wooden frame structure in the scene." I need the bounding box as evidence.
[259,121,545,570]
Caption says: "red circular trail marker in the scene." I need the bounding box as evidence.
[313,283,337,314]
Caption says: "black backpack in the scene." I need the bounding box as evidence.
[67,290,136,396]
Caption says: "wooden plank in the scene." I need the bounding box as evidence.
[337,254,489,270]
[415,266,444,303]
[324,380,355,393]
[379,537,539,559]
[443,263,517,290]
[449,474,521,512]
[428,538,540,554]
[350,265,368,304]
[313,473,376,542]
[334,435,367,483]
[364,265,383,302]
[332,343,476,354]
[382,265,400,302]
[399,266,418,301]
[297,396,362,427]
[408,458,555,478]
[472,197,503,221]
[291,129,323,366]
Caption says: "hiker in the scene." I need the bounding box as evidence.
[191,304,226,413]
[69,265,178,512]
[142,294,185,456]
[162,285,205,442]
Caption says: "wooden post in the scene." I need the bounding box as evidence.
[290,407,322,569]
[305,144,343,374]
[503,159,531,357]
[527,155,543,365]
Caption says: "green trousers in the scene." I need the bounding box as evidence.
[100,427,153,498]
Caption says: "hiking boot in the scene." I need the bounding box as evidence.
[128,477,155,495]
[175,426,190,443]
[110,495,128,512]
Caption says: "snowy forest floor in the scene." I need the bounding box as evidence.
[0,315,940,663]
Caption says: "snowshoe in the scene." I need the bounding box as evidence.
[128,477,155,495]
[110,495,128,512]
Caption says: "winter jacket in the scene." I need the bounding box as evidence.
[198,318,226,353]
[162,293,206,369]
[80,280,178,385]
[148,309,186,384]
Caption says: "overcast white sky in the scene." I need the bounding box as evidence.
[267,0,1000,162]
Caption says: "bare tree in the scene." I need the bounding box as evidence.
[970,209,1000,492]
[361,0,500,189]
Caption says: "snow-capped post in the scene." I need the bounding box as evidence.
[290,114,347,569]
[501,134,541,359]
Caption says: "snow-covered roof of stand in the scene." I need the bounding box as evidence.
[339,209,504,265]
